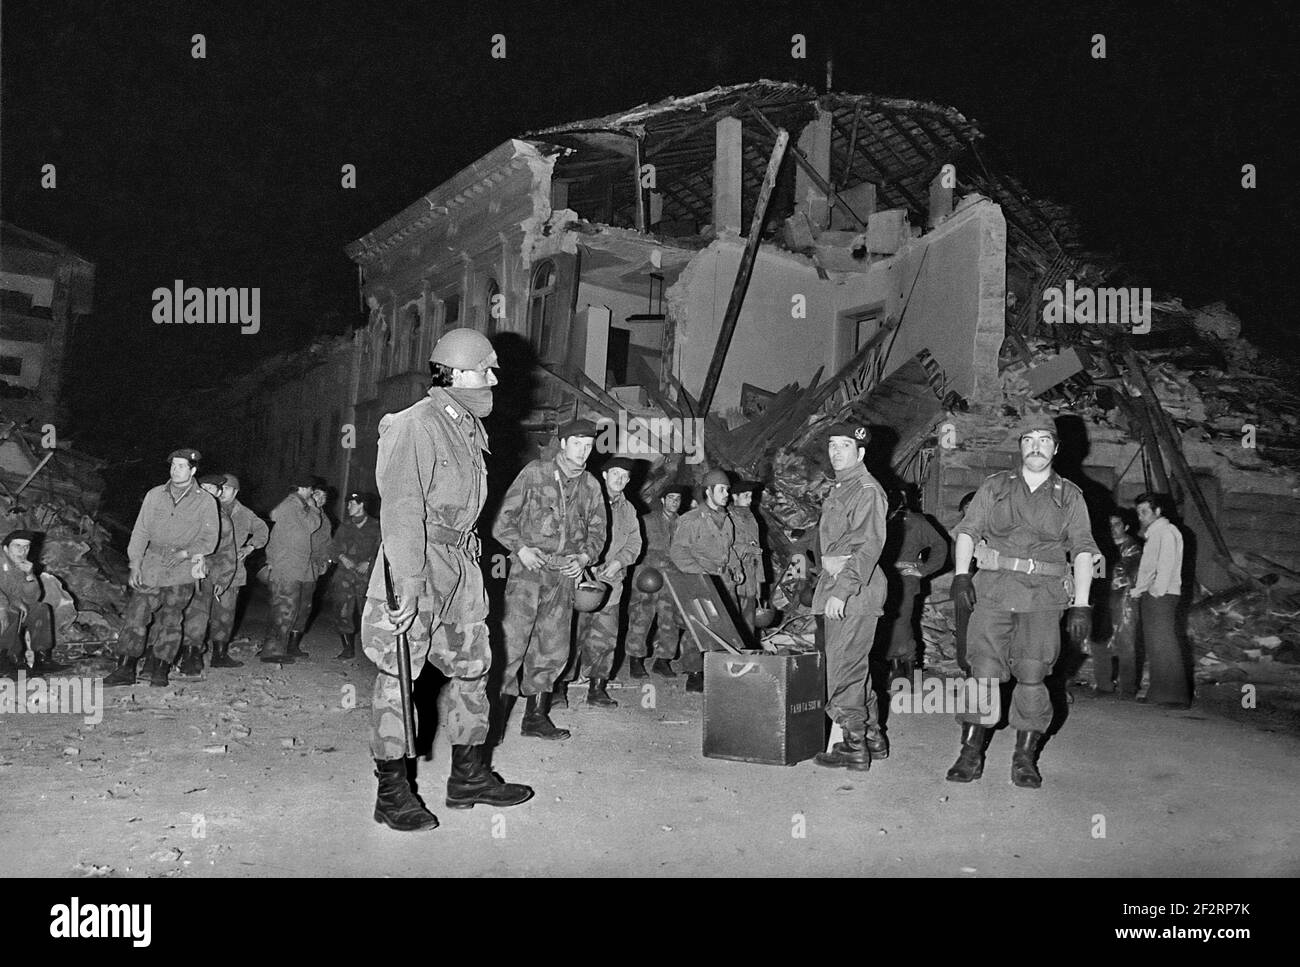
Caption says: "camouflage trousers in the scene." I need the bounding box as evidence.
[360,597,491,756]
[203,582,240,650]
[500,566,575,696]
[569,578,625,681]
[269,579,315,645]
[332,569,368,635]
[116,582,201,663]
[626,580,679,660]
[1,604,54,659]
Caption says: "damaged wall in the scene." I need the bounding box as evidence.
[667,198,1006,422]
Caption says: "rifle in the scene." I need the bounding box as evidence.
[381,552,418,758]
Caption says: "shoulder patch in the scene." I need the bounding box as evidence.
[443,403,460,420]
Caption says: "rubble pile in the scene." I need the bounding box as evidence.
[1187,583,1300,674]
[0,415,127,651]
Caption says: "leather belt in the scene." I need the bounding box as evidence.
[427,523,477,551]
[978,545,1067,577]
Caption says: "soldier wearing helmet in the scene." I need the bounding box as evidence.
[946,408,1098,789]
[360,327,532,832]
[669,467,744,692]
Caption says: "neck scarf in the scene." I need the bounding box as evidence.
[446,386,493,418]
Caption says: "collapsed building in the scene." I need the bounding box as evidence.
[196,81,1300,679]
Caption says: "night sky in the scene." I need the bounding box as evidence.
[2,0,1296,492]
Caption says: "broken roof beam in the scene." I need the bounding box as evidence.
[747,106,866,230]
[698,128,790,416]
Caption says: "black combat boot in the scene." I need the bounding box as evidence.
[815,730,871,771]
[285,631,309,660]
[628,657,647,679]
[1011,730,1045,789]
[150,658,171,687]
[946,723,989,783]
[551,680,569,710]
[31,651,71,675]
[259,635,295,664]
[210,640,243,668]
[373,758,440,831]
[335,633,356,660]
[176,647,204,676]
[863,726,889,760]
[684,671,704,693]
[445,745,534,810]
[520,693,570,740]
[104,655,139,687]
[586,678,618,708]
[652,658,677,678]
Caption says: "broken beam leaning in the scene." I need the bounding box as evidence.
[696,127,790,417]
[747,106,867,230]
[1121,348,1256,587]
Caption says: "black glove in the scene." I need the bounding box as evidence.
[1066,605,1092,645]
[952,573,976,611]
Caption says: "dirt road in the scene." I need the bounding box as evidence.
[3,595,1297,878]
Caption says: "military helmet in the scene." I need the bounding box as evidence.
[429,328,496,370]
[703,469,730,489]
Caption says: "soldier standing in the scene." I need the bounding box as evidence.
[261,475,327,663]
[669,468,743,693]
[947,411,1097,788]
[730,479,765,634]
[175,474,240,676]
[811,422,890,771]
[330,491,380,660]
[105,448,219,687]
[626,486,687,679]
[492,419,607,740]
[561,456,643,709]
[362,328,531,831]
[207,474,268,668]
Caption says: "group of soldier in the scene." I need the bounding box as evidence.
[95,324,1115,833]
[101,450,381,688]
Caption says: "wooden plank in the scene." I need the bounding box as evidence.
[697,127,790,416]
[747,106,868,230]
[1122,348,1256,586]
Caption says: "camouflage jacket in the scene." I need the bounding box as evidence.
[730,506,763,591]
[267,493,326,583]
[640,507,681,571]
[128,481,220,588]
[601,491,643,570]
[670,504,740,579]
[365,385,489,604]
[493,456,606,565]
[206,501,240,595]
[0,556,42,609]
[331,515,381,576]
[813,462,888,617]
[228,499,269,589]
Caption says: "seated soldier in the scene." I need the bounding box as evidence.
[0,531,71,677]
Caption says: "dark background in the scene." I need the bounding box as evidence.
[2,0,1295,506]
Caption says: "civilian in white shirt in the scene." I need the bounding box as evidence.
[1131,493,1190,707]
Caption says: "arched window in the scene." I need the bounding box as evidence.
[528,260,557,359]
[484,279,501,336]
